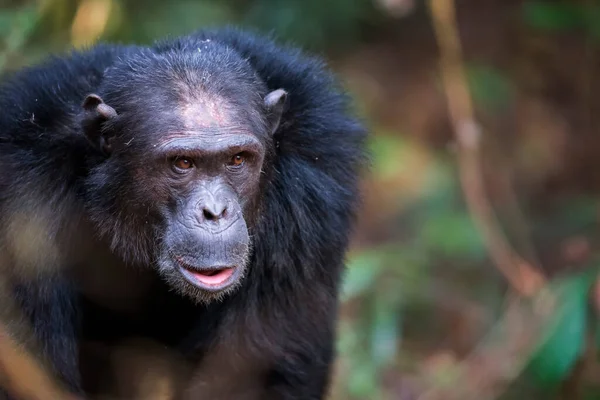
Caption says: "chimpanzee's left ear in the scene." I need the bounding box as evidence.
[264,89,288,136]
[81,93,118,155]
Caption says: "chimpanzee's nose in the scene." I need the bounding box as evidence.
[200,199,228,222]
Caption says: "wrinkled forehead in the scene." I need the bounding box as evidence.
[148,97,266,155]
[119,98,268,155]
[171,91,269,139]
[108,77,270,149]
[178,96,237,131]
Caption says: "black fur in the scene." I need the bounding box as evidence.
[0,27,367,399]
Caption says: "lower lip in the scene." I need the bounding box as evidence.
[177,263,237,291]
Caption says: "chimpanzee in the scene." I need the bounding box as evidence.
[0,26,367,399]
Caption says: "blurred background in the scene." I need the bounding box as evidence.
[1,0,600,399]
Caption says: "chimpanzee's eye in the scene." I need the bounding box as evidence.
[227,153,245,168]
[173,157,194,171]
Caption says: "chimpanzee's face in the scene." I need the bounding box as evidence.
[151,98,269,302]
[82,82,287,303]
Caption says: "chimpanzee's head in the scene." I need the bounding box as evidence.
[81,43,287,303]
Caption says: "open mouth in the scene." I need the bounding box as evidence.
[174,256,238,291]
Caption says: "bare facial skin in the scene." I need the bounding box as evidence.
[81,86,286,304]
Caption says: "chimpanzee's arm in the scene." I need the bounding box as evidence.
[259,287,340,400]
[265,335,336,400]
[12,276,82,394]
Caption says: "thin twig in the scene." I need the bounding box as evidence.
[414,1,557,398]
[427,0,546,297]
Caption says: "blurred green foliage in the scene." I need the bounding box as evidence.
[523,1,600,38]
[527,268,596,386]
[466,64,514,114]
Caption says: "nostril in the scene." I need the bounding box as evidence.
[202,204,227,221]
[203,208,216,221]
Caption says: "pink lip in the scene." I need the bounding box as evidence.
[186,267,235,286]
[174,255,238,290]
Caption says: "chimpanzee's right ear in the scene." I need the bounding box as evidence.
[264,89,288,136]
[81,94,118,155]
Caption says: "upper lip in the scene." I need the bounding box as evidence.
[172,253,235,272]
[196,215,241,234]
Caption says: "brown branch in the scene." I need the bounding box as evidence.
[412,1,569,399]
[426,0,546,297]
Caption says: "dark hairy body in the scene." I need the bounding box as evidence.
[0,27,367,400]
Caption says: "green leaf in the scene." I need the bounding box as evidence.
[346,358,380,399]
[242,0,373,51]
[0,7,38,38]
[420,212,486,260]
[337,319,384,399]
[341,250,385,301]
[368,134,410,181]
[466,64,514,113]
[127,1,234,43]
[370,290,401,368]
[336,320,360,355]
[522,2,585,31]
[417,158,461,211]
[528,270,596,385]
